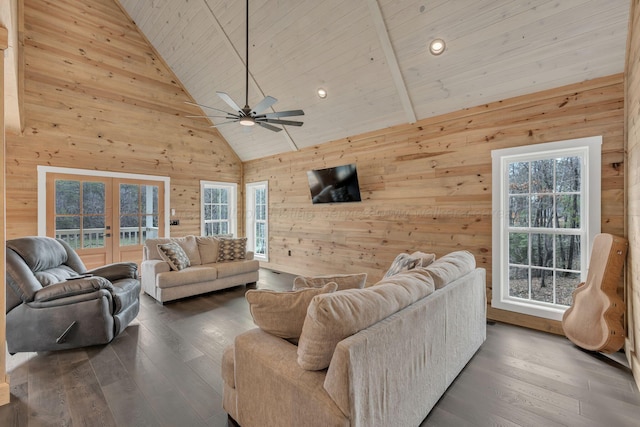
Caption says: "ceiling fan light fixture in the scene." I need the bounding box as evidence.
[429,38,446,55]
[317,88,327,99]
[239,116,255,126]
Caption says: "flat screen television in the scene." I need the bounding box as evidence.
[307,164,362,204]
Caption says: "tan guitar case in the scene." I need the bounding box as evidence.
[561,233,628,353]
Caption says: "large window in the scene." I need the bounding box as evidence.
[246,181,268,261]
[201,181,237,236]
[491,136,601,320]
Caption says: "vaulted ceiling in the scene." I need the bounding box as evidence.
[118,0,630,161]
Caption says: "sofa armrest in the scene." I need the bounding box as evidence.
[33,277,113,302]
[141,259,171,276]
[87,262,138,281]
[141,260,170,298]
[232,329,347,427]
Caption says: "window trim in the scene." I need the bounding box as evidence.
[491,136,601,321]
[200,180,237,237]
[246,181,269,262]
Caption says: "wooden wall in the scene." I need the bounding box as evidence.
[0,25,11,407]
[626,0,640,390]
[4,0,242,239]
[245,74,625,335]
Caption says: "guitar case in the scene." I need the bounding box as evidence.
[561,233,628,353]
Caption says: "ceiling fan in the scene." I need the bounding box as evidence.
[186,0,304,133]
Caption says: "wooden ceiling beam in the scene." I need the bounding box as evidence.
[365,0,416,124]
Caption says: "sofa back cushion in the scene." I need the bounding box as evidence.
[196,234,234,264]
[292,273,367,291]
[425,250,475,289]
[145,236,202,265]
[246,282,338,340]
[144,238,172,261]
[297,269,435,370]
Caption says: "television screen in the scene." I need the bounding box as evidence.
[307,164,362,204]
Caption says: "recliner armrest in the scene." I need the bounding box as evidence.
[34,276,113,302]
[87,262,138,281]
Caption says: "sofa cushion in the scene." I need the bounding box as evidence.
[384,253,424,278]
[246,282,338,340]
[292,273,367,291]
[217,238,247,262]
[144,238,172,260]
[172,235,202,265]
[157,242,191,271]
[196,236,222,264]
[425,250,476,289]
[297,270,435,370]
[216,259,260,279]
[156,265,218,288]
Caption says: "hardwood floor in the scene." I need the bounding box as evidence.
[1,268,639,426]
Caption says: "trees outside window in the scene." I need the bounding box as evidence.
[492,136,601,321]
[201,181,237,237]
[246,181,268,261]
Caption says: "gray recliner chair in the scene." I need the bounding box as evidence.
[5,236,141,353]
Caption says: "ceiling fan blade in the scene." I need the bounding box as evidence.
[186,115,239,119]
[250,96,277,115]
[263,110,305,119]
[184,101,233,115]
[260,118,304,127]
[217,92,243,113]
[256,122,283,132]
[210,120,240,128]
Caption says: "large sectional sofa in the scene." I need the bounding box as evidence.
[141,235,259,303]
[222,251,486,426]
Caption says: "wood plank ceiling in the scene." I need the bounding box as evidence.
[118,0,630,162]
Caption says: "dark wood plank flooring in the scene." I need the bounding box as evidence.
[1,268,639,426]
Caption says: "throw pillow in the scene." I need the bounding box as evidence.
[411,251,436,267]
[246,282,338,340]
[292,273,367,291]
[217,238,247,262]
[383,253,422,278]
[157,242,191,271]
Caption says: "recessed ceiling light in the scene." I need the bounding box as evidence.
[429,38,446,56]
[317,88,327,99]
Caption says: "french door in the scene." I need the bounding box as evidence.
[46,173,164,269]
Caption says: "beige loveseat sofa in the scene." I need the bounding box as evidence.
[222,251,486,426]
[141,235,259,303]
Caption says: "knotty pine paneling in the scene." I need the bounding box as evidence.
[0,25,11,407]
[5,0,242,239]
[625,0,640,391]
[244,74,625,335]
